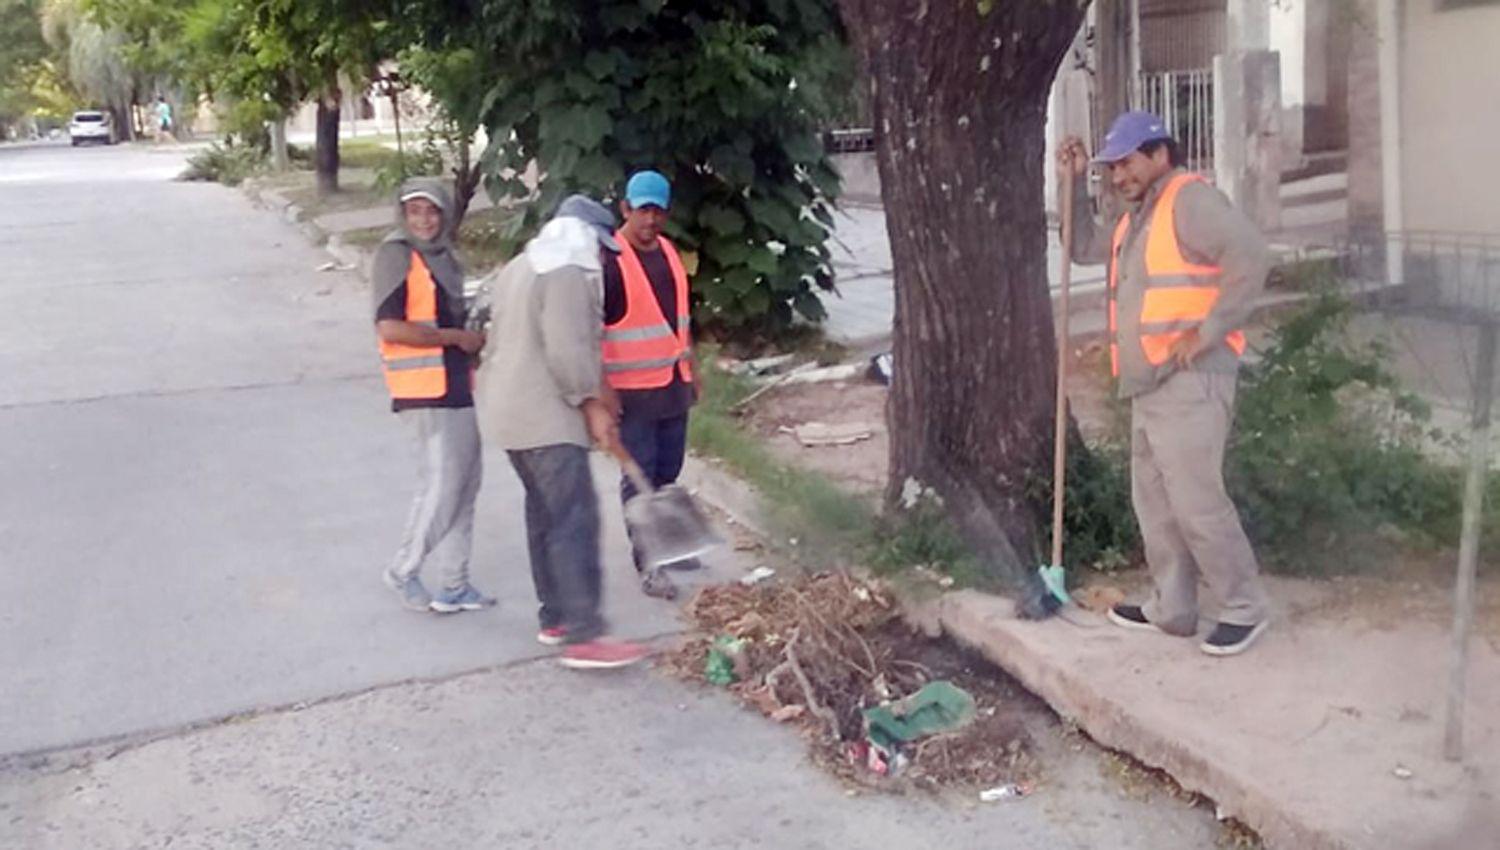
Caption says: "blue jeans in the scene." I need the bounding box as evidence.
[618,413,689,568]
[507,444,605,643]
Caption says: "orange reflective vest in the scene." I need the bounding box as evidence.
[602,234,695,391]
[378,250,449,400]
[1107,172,1247,376]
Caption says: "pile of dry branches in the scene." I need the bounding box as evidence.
[662,571,1034,788]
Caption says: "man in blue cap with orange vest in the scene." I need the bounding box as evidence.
[601,170,700,600]
[1059,112,1272,656]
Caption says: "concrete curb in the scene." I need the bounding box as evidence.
[679,455,771,540]
[243,179,372,273]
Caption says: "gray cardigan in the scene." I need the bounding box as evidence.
[473,253,604,451]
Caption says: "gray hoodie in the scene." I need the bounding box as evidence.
[370,177,466,312]
[371,178,473,410]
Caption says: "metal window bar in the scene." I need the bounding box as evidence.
[1131,68,1215,174]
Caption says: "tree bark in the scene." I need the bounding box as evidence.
[837,0,1087,580]
[450,135,481,231]
[269,116,290,172]
[315,86,342,196]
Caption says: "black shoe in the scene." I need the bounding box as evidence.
[1200,621,1268,657]
[1106,604,1164,634]
[662,556,702,572]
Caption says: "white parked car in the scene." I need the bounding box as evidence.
[69,110,118,146]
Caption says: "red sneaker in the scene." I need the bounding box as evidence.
[536,626,568,647]
[559,640,649,670]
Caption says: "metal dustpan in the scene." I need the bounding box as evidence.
[612,446,723,568]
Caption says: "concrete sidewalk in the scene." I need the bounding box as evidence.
[916,588,1499,850]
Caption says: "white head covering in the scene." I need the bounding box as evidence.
[525,216,605,275]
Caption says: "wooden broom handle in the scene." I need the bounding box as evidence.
[1051,167,1075,569]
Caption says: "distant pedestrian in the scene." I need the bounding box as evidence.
[1059,111,1272,656]
[474,195,649,670]
[154,96,173,142]
[601,170,700,601]
[373,178,496,615]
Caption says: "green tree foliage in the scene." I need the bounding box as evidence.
[467,0,846,336]
[39,0,138,134]
[398,44,489,226]
[0,0,50,129]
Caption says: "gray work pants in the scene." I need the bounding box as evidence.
[1132,371,1269,633]
[389,406,482,593]
[507,444,606,644]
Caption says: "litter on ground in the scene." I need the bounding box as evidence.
[784,421,877,447]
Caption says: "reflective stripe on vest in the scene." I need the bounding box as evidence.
[378,251,449,400]
[602,234,695,390]
[1107,172,1247,376]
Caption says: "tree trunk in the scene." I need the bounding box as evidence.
[315,86,342,195]
[837,0,1087,580]
[111,103,133,142]
[269,116,290,172]
[391,92,403,159]
[450,135,481,231]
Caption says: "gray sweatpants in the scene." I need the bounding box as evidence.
[1132,371,1269,633]
[389,406,482,593]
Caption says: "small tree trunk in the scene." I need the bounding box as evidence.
[837,0,1087,580]
[450,134,481,230]
[391,92,403,159]
[269,116,290,172]
[315,86,342,195]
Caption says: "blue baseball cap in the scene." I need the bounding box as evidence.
[625,170,671,210]
[1092,111,1172,164]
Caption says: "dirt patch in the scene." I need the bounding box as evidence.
[740,379,890,497]
[737,348,1124,501]
[1283,555,1500,643]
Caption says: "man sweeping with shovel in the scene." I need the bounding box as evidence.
[1059,112,1272,657]
[475,195,649,669]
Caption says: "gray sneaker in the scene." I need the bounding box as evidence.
[430,583,497,614]
[383,570,432,612]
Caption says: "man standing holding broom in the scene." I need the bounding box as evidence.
[1058,111,1272,657]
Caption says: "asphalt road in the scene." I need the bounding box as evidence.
[0,141,701,757]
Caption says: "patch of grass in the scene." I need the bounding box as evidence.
[280,172,386,218]
[690,354,985,586]
[341,224,386,248]
[690,361,875,559]
[339,139,404,171]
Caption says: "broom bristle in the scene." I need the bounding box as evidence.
[1015,572,1064,620]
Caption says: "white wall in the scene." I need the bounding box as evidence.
[1269,0,1306,108]
[1400,0,1500,234]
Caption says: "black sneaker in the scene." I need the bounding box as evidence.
[1200,621,1268,657]
[1107,604,1164,633]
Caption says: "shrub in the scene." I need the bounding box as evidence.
[179,142,265,186]
[1227,291,1463,572]
[371,138,447,195]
